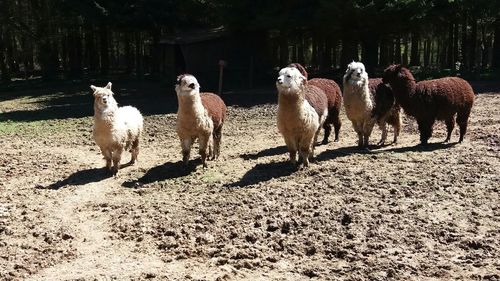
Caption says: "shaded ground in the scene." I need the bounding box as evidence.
[0,81,499,280]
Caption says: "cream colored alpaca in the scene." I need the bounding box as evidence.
[91,82,143,174]
[276,67,328,167]
[175,74,226,168]
[343,62,376,148]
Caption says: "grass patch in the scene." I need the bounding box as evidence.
[0,118,75,137]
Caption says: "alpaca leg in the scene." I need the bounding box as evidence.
[111,147,123,175]
[457,109,471,143]
[378,122,388,146]
[352,121,363,147]
[363,119,376,148]
[444,116,456,143]
[198,134,210,168]
[130,138,140,164]
[417,119,434,145]
[299,144,311,167]
[333,116,341,142]
[321,123,332,145]
[181,138,193,165]
[101,149,112,171]
[393,114,402,144]
[213,126,223,160]
[284,137,298,165]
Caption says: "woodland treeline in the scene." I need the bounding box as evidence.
[0,0,499,82]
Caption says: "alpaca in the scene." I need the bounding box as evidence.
[288,63,343,143]
[91,82,143,174]
[369,78,402,145]
[276,67,328,167]
[383,64,475,145]
[175,74,226,167]
[343,62,401,148]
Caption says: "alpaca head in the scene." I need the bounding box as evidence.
[288,63,308,80]
[382,64,415,84]
[344,61,368,86]
[175,74,200,96]
[276,67,307,95]
[91,82,118,112]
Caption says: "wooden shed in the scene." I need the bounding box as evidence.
[158,26,273,92]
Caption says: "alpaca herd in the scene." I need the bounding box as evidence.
[91,63,475,174]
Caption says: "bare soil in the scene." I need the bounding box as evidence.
[0,82,498,280]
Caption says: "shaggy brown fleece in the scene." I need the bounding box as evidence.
[288,63,343,143]
[201,92,226,129]
[304,85,328,120]
[383,64,475,144]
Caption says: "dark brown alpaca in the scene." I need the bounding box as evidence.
[288,63,343,144]
[383,65,475,145]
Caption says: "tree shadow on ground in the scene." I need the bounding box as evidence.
[225,161,297,188]
[239,145,288,160]
[122,160,197,188]
[40,167,112,190]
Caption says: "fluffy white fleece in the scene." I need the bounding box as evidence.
[91,82,143,174]
[276,67,326,167]
[175,74,214,167]
[343,62,376,148]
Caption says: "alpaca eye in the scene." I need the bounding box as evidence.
[287,75,291,78]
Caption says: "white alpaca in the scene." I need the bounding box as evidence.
[343,62,377,148]
[276,67,328,167]
[175,74,226,168]
[91,82,143,174]
[343,62,402,148]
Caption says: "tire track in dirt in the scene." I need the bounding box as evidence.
[26,178,166,280]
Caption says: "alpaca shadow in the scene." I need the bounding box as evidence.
[316,145,374,162]
[385,142,458,153]
[226,161,297,188]
[41,167,112,190]
[239,146,288,160]
[122,160,197,188]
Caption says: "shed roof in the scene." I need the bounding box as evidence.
[159,26,228,45]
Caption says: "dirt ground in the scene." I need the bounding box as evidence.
[0,81,498,281]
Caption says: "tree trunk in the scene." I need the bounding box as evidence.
[461,15,468,69]
[492,18,500,69]
[151,28,161,75]
[424,39,430,67]
[453,22,459,67]
[361,33,379,73]
[402,36,409,66]
[135,32,143,78]
[447,22,454,68]
[279,31,289,67]
[85,23,98,72]
[340,33,358,69]
[468,17,477,70]
[394,37,401,64]
[322,36,333,71]
[410,31,420,66]
[99,24,109,75]
[297,31,305,65]
[0,27,10,82]
[379,36,389,67]
[125,32,133,74]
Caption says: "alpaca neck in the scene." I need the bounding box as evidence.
[392,78,417,108]
[345,81,373,108]
[94,103,118,126]
[278,90,305,114]
[177,91,204,116]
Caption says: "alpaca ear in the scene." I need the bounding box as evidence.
[90,85,97,95]
[105,82,112,90]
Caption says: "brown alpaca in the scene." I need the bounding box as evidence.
[175,74,226,167]
[369,78,402,144]
[383,64,475,145]
[288,63,343,143]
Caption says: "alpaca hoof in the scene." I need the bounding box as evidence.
[334,138,339,142]
[321,139,328,145]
